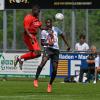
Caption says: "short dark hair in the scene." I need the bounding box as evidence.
[79,34,86,39]
[32,4,40,9]
[45,18,52,23]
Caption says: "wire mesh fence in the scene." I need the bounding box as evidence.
[0,9,100,51]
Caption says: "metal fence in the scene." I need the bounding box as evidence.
[0,9,100,51]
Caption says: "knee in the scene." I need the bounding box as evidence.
[37,51,41,57]
[52,61,58,69]
[35,50,41,57]
[51,62,58,76]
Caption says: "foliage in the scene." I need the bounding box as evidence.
[0,9,100,50]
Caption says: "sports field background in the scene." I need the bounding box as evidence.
[0,9,100,51]
[0,78,100,100]
[0,2,100,100]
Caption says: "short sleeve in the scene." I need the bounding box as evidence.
[55,27,63,35]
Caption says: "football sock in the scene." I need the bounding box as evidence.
[50,71,56,85]
[35,66,43,80]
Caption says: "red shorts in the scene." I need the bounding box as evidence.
[23,34,41,51]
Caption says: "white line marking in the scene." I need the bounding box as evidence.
[0,93,100,98]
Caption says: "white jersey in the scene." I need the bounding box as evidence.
[95,56,100,68]
[41,26,62,50]
[41,30,48,48]
[75,42,89,51]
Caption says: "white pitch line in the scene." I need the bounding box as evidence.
[0,94,100,98]
[0,95,77,98]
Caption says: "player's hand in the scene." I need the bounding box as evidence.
[48,41,54,46]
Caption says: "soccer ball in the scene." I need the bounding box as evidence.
[55,13,64,20]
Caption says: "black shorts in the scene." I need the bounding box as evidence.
[43,47,59,62]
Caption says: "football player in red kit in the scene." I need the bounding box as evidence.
[14,5,42,70]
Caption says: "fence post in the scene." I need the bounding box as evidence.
[71,10,76,51]
[85,9,89,44]
[12,9,16,50]
[3,10,7,52]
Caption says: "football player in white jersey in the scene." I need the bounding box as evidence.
[34,18,70,93]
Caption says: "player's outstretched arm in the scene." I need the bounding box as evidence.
[60,34,70,51]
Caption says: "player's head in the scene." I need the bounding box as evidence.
[79,34,86,44]
[91,45,96,53]
[45,18,52,28]
[32,5,40,17]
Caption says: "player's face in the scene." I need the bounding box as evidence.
[46,20,52,27]
[80,38,85,44]
[32,7,40,16]
[91,47,96,53]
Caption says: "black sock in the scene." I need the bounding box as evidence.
[50,71,56,85]
[35,66,43,80]
[35,56,48,80]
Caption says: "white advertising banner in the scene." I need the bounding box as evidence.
[0,0,4,10]
[0,53,50,75]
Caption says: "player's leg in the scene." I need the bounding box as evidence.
[86,67,94,83]
[20,35,41,59]
[14,35,40,68]
[35,48,53,80]
[79,68,84,82]
[34,56,49,88]
[47,60,58,93]
[50,61,58,84]
[94,67,100,84]
[34,52,49,88]
[20,50,41,60]
[35,57,49,80]
[47,49,59,93]
[14,34,41,69]
[94,67,97,84]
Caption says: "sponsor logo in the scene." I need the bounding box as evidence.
[0,54,17,70]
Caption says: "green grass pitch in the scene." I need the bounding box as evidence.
[0,79,100,100]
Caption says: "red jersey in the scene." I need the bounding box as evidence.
[24,14,42,34]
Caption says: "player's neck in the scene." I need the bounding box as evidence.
[79,42,84,45]
[31,13,38,18]
[47,26,52,29]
